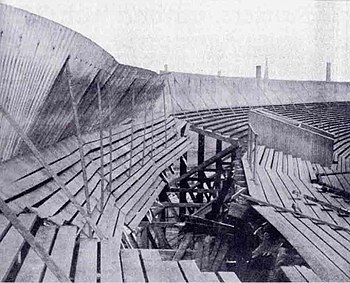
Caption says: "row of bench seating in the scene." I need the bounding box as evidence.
[241,144,350,282]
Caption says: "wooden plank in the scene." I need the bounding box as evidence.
[0,214,37,281]
[201,272,220,282]
[16,226,56,282]
[178,260,207,282]
[254,206,349,282]
[305,161,317,182]
[295,266,322,282]
[101,238,122,283]
[218,271,241,282]
[140,249,170,282]
[162,261,186,282]
[284,214,350,278]
[43,226,77,282]
[120,249,145,282]
[75,238,97,283]
[280,266,307,282]
[0,215,10,241]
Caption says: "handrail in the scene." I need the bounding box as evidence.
[247,123,258,183]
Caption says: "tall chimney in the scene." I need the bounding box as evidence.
[164,64,168,72]
[326,62,331,82]
[256,66,262,79]
[217,70,221,77]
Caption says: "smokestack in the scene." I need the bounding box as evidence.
[264,58,269,80]
[326,62,331,82]
[217,70,221,77]
[164,64,168,72]
[256,66,262,80]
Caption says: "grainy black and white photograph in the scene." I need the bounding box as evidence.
[0,0,349,282]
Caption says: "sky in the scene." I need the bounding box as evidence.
[2,0,350,81]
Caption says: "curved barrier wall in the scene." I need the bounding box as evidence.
[160,72,350,113]
[0,4,162,161]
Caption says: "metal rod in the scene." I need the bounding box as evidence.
[162,88,168,147]
[66,62,92,237]
[0,103,105,239]
[108,90,113,191]
[129,90,135,176]
[150,95,155,158]
[142,105,147,165]
[97,82,105,212]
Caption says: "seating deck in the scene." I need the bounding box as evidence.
[242,144,350,282]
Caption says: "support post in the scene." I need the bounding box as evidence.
[197,134,205,203]
[179,154,189,218]
[97,82,105,212]
[214,139,222,198]
[66,62,92,238]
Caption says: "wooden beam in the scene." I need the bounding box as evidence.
[197,134,205,203]
[170,145,238,186]
[0,198,70,282]
[242,194,350,232]
[190,125,239,146]
[161,202,206,208]
[179,153,189,217]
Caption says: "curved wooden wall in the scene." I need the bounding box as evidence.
[160,72,350,113]
[0,4,162,161]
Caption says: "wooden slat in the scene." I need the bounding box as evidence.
[120,249,145,282]
[201,272,220,282]
[254,206,349,282]
[16,226,56,282]
[139,249,169,282]
[101,238,122,283]
[218,271,241,282]
[295,266,322,282]
[0,214,37,281]
[280,266,307,282]
[178,260,207,282]
[75,238,97,283]
[162,261,186,282]
[43,226,77,282]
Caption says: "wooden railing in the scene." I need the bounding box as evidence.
[247,123,258,183]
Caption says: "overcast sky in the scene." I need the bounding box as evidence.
[2,0,350,81]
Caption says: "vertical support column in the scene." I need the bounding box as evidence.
[179,153,188,218]
[214,139,222,198]
[66,62,92,238]
[197,134,205,203]
[97,82,105,212]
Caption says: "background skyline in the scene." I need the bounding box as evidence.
[2,0,350,81]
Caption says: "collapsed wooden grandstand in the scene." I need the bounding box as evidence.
[0,3,349,282]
